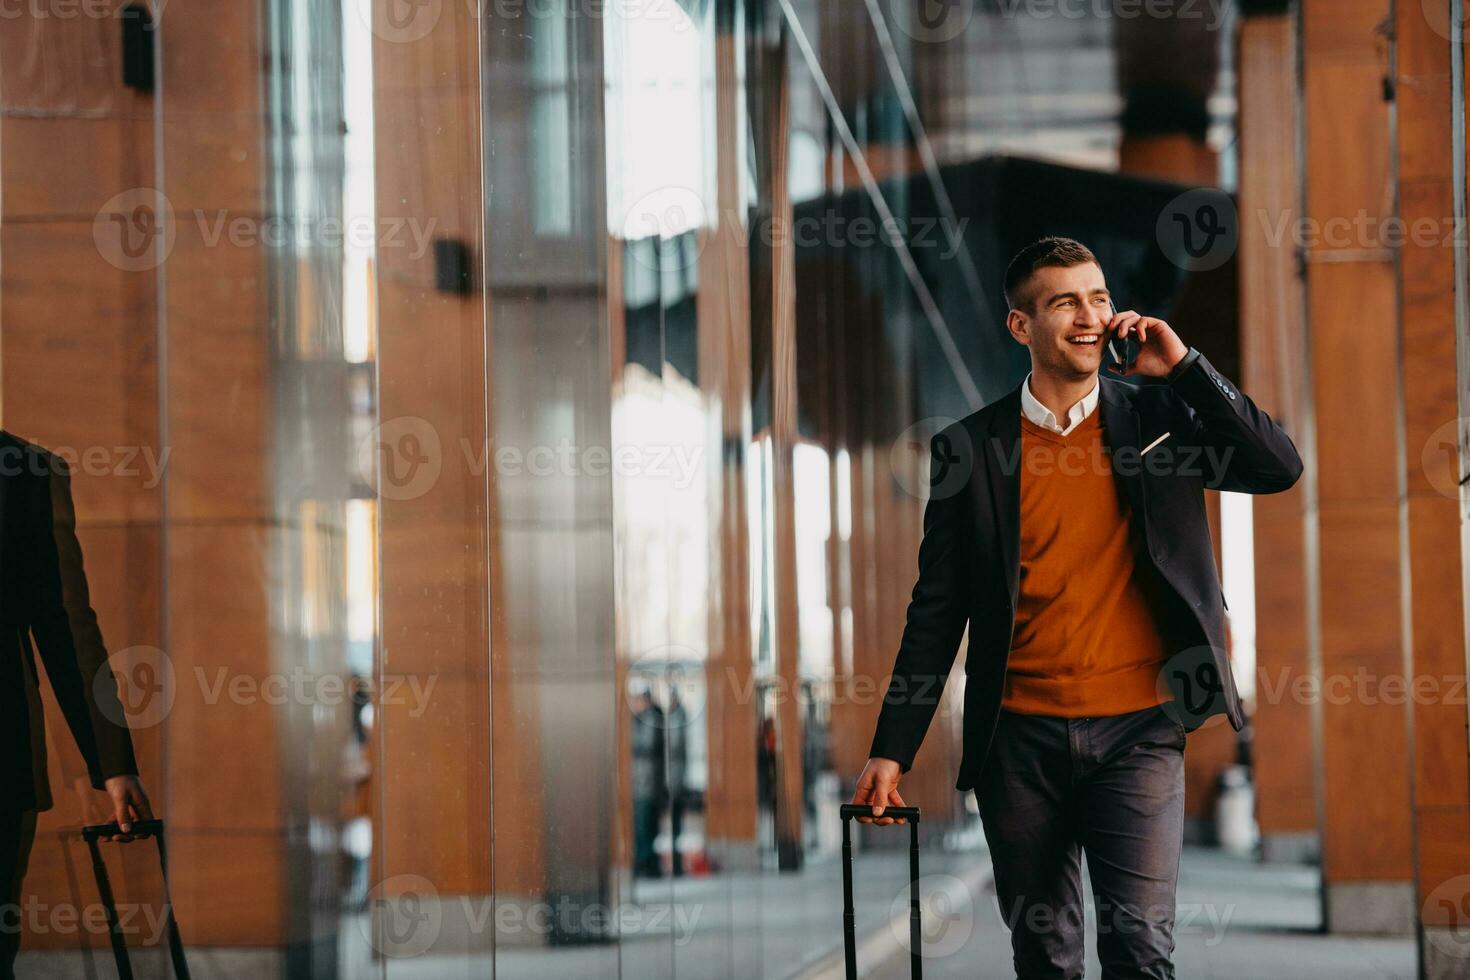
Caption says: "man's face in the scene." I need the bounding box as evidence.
[1008,262,1111,380]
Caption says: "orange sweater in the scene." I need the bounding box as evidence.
[1001,409,1172,716]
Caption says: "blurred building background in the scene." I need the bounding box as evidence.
[0,0,1467,977]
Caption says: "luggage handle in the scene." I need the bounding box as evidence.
[80,818,191,980]
[839,804,922,979]
[82,819,164,842]
[840,804,919,823]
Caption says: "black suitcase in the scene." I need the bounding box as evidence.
[80,819,191,980]
[839,803,923,979]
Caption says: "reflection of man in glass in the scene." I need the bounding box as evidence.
[0,437,153,974]
[629,685,665,878]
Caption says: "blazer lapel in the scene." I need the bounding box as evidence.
[1098,376,1149,531]
[983,387,1022,608]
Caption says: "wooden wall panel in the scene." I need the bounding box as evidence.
[1395,0,1470,965]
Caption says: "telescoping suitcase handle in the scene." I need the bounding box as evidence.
[839,804,922,980]
[81,818,191,980]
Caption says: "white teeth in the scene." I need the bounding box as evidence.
[1069,336,1098,345]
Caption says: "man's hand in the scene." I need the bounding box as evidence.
[101,775,154,842]
[1105,310,1189,379]
[850,757,908,825]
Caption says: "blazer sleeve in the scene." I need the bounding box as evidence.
[26,450,139,790]
[867,427,973,774]
[1167,348,1305,494]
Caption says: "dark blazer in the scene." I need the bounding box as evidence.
[0,431,138,813]
[867,349,1304,793]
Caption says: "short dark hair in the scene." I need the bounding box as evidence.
[1003,236,1099,314]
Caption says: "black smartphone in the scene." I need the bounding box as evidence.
[1104,297,1138,374]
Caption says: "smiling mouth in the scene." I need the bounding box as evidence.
[1067,335,1101,347]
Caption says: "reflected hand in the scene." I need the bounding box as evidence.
[850,757,907,825]
[101,775,154,842]
[1105,309,1189,379]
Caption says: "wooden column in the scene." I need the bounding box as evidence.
[369,0,501,957]
[1399,0,1470,972]
[765,30,808,870]
[699,15,759,869]
[1238,2,1318,864]
[1302,0,1415,934]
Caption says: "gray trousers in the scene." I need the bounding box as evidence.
[974,702,1187,980]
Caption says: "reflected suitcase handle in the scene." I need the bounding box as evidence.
[82,818,164,841]
[839,804,923,979]
[80,818,191,980]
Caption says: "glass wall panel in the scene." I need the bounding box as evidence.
[481,0,619,977]
[369,1,492,978]
[0,1,997,978]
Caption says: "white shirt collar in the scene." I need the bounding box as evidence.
[1020,372,1100,436]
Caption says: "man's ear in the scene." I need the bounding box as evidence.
[1006,309,1030,346]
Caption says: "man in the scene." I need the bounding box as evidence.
[850,237,1302,979]
[0,433,153,976]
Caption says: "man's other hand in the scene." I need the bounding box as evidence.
[850,757,908,825]
[101,775,155,841]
